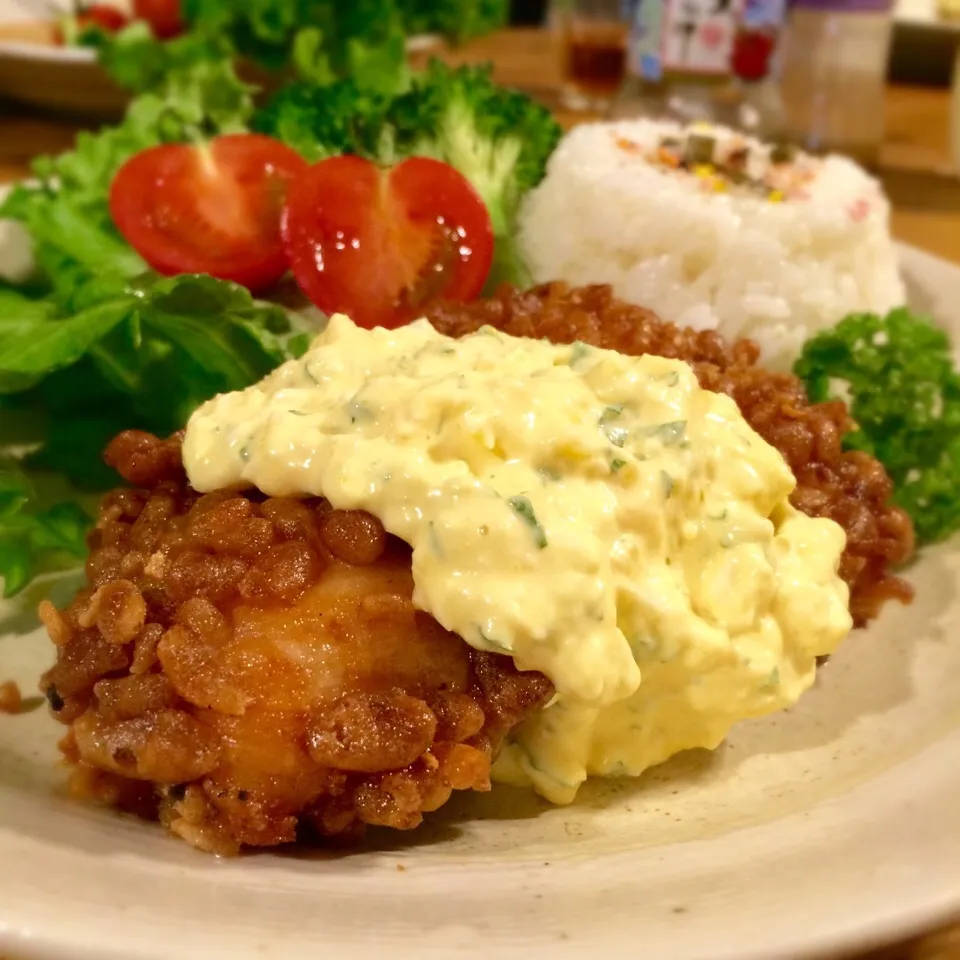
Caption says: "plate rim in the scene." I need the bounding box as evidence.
[2,727,960,960]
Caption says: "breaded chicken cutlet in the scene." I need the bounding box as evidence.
[40,431,552,854]
[38,284,913,854]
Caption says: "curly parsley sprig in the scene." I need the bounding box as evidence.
[795,308,960,545]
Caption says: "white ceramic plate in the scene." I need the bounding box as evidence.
[1,244,959,960]
[0,0,128,117]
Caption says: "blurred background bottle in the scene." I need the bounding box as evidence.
[609,0,788,138]
[778,0,895,168]
[552,0,632,111]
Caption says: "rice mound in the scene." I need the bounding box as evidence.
[517,119,905,368]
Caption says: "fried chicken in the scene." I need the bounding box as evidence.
[40,431,552,854]
[38,283,915,852]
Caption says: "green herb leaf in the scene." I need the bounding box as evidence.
[508,495,548,549]
[650,421,687,446]
[476,623,510,652]
[599,404,629,448]
[428,520,445,558]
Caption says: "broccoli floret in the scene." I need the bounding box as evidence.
[251,81,389,162]
[795,308,960,544]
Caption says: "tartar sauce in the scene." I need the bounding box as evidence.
[183,313,852,803]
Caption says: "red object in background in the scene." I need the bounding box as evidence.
[132,0,185,40]
[53,4,129,43]
[731,30,776,81]
[282,155,495,329]
[109,134,309,292]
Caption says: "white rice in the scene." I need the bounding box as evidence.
[518,119,905,369]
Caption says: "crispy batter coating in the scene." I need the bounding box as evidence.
[40,432,552,854]
[425,283,914,624]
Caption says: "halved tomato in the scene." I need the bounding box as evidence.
[281,155,494,329]
[132,0,184,39]
[109,134,309,292]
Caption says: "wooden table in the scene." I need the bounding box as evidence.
[0,25,959,960]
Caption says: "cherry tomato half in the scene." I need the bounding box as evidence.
[281,155,494,329]
[109,134,309,292]
[132,0,184,40]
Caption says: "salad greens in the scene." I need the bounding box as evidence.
[183,0,412,95]
[0,272,307,594]
[1,46,254,316]
[0,43,295,596]
[795,308,960,545]
[77,0,509,95]
[0,460,92,598]
[180,0,509,68]
[82,0,509,96]
[91,24,235,96]
[395,0,510,41]
[253,60,562,287]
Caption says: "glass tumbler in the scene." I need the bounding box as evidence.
[552,0,632,112]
